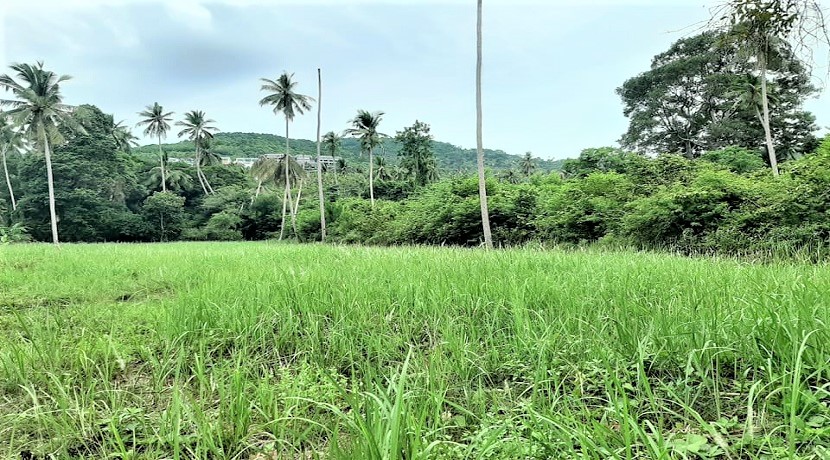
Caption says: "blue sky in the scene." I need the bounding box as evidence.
[1,0,828,160]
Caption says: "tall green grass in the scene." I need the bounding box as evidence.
[1,242,829,459]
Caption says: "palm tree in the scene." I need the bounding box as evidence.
[476,0,493,248]
[259,71,314,237]
[374,156,394,181]
[519,152,536,177]
[322,131,342,185]
[346,110,386,208]
[499,168,522,184]
[274,154,306,239]
[253,154,306,239]
[315,68,327,242]
[176,110,218,195]
[0,62,84,244]
[137,103,174,192]
[112,120,139,153]
[0,115,25,211]
[146,165,193,192]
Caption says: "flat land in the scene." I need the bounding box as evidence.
[1,243,829,459]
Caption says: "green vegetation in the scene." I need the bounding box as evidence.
[133,132,566,174]
[1,243,829,459]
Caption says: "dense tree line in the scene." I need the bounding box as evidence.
[2,20,830,258]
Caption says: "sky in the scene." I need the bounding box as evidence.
[1,0,829,160]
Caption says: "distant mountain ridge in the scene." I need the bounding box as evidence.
[134,132,565,172]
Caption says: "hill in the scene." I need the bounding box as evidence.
[134,132,565,172]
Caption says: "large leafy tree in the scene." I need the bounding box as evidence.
[346,110,386,208]
[0,114,25,211]
[259,72,314,236]
[476,0,493,248]
[711,0,829,175]
[15,105,144,242]
[0,62,83,244]
[617,31,816,160]
[176,110,218,195]
[112,120,139,153]
[395,120,438,186]
[137,103,174,191]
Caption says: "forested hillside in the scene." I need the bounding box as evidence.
[133,132,566,172]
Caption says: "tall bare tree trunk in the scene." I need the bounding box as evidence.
[158,136,167,192]
[1,145,16,211]
[41,130,59,245]
[316,68,327,242]
[476,0,493,249]
[369,147,375,208]
[759,54,779,176]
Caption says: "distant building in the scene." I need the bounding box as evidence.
[239,153,340,171]
[168,158,195,166]
[234,157,258,168]
[220,156,232,165]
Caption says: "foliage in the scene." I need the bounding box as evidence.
[618,30,817,159]
[133,132,566,173]
[0,222,29,244]
[395,120,438,186]
[141,191,186,242]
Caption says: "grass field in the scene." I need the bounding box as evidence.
[1,243,829,459]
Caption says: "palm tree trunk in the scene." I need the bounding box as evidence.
[291,180,302,237]
[369,147,375,208]
[316,68,327,242]
[476,0,493,249]
[158,136,167,192]
[41,130,59,245]
[1,145,16,211]
[279,186,289,241]
[759,55,779,177]
[194,146,208,195]
[282,116,292,240]
[252,178,262,205]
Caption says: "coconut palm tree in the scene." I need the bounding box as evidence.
[112,120,139,153]
[0,115,25,211]
[373,155,394,181]
[322,131,342,184]
[253,154,305,239]
[146,165,193,192]
[176,110,218,195]
[346,110,386,208]
[137,103,174,192]
[273,154,306,239]
[519,152,536,177]
[476,0,493,248]
[0,62,84,244]
[259,72,314,237]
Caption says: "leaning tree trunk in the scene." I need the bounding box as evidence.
[476,0,493,249]
[279,186,289,241]
[157,136,167,192]
[1,145,16,211]
[759,55,779,177]
[41,130,60,245]
[291,179,302,238]
[316,68,327,242]
[368,147,375,208]
[194,146,209,195]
